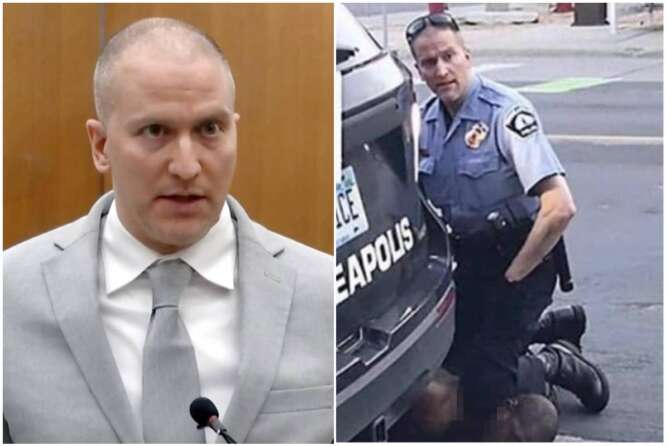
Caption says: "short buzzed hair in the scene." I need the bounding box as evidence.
[93,17,234,123]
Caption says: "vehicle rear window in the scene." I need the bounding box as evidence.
[336,4,382,70]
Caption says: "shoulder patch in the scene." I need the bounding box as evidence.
[505,107,539,138]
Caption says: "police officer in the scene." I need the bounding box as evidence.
[405,12,609,439]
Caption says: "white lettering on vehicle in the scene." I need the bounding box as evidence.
[336,216,415,304]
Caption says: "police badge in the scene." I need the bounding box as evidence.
[465,121,489,150]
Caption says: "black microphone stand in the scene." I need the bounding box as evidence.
[214,426,237,444]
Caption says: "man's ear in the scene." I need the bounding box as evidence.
[86,119,110,173]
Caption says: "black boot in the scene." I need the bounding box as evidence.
[539,340,609,413]
[533,305,586,350]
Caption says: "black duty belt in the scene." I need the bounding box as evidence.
[447,196,573,292]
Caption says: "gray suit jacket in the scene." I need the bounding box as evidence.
[4,192,333,443]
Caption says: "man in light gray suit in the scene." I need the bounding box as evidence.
[4,18,333,443]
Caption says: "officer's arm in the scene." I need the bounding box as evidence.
[505,175,576,282]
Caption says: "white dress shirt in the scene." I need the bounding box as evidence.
[99,200,239,443]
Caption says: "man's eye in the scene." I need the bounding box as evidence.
[199,121,222,137]
[421,58,437,70]
[141,124,165,138]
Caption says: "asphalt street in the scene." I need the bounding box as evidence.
[414,60,663,441]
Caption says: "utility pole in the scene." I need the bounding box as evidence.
[608,3,617,35]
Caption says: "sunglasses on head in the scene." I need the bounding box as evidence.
[405,13,460,44]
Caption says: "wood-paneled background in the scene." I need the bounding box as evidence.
[4,4,333,253]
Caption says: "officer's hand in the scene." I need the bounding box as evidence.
[505,175,576,282]
[504,267,523,283]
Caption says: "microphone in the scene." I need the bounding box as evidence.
[190,397,237,444]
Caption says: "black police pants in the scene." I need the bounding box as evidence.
[443,257,557,416]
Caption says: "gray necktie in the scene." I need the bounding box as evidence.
[142,259,205,443]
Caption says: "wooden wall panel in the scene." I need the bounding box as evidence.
[104,4,334,253]
[3,4,102,248]
[4,4,333,254]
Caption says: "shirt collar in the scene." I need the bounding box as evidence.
[456,74,483,120]
[102,200,237,294]
[424,73,483,123]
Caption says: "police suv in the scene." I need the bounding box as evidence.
[336,5,457,441]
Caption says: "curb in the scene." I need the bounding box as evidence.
[397,48,662,65]
[556,434,596,442]
[359,10,663,62]
[458,11,540,26]
[464,49,662,59]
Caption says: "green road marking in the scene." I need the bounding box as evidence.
[518,77,620,94]
[548,134,662,146]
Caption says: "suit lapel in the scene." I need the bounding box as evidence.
[222,198,295,443]
[42,193,141,443]
[42,193,294,443]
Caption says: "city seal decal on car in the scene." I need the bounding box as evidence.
[336,216,415,303]
[505,107,538,138]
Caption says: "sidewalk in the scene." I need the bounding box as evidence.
[356,5,663,65]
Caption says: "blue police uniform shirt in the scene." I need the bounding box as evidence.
[419,74,564,234]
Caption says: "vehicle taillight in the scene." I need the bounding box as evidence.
[410,101,421,183]
[435,284,456,325]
